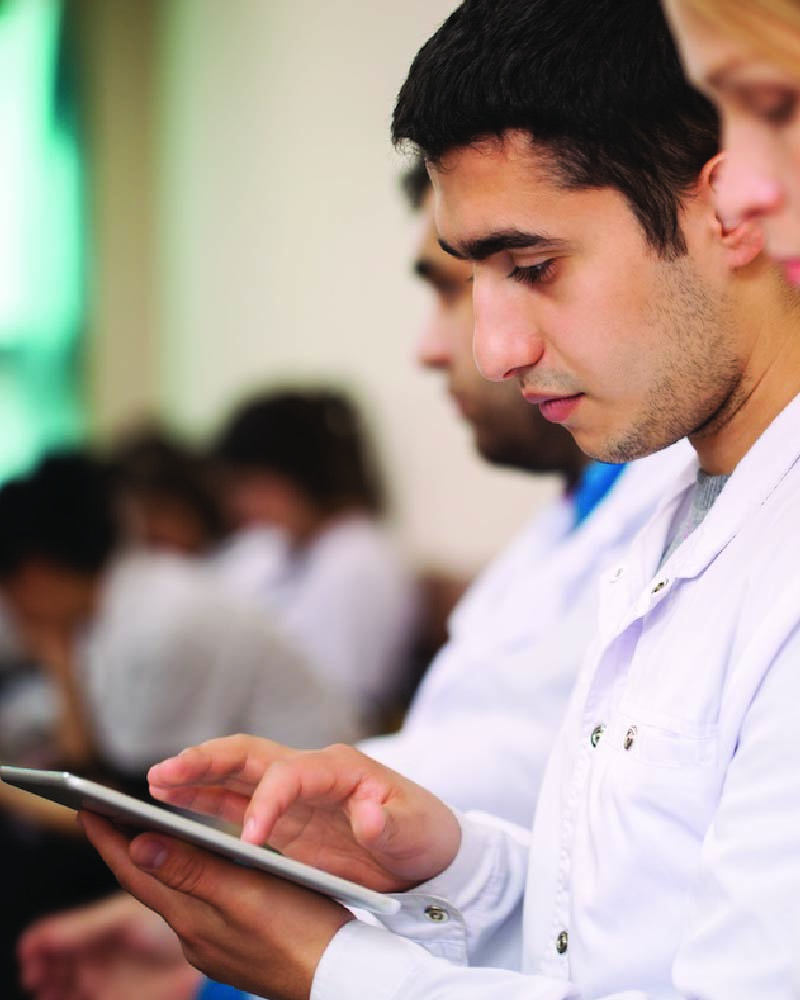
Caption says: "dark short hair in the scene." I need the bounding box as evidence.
[401,154,431,212]
[392,0,720,257]
[0,452,121,579]
[214,388,386,516]
[108,426,227,545]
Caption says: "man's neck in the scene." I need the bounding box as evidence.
[691,272,800,475]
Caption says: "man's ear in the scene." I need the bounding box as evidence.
[704,154,765,268]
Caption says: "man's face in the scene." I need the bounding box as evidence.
[413,191,581,473]
[431,131,747,464]
[121,494,212,556]
[1,563,96,636]
[222,469,302,532]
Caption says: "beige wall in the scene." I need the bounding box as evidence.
[83,0,560,573]
[76,0,160,436]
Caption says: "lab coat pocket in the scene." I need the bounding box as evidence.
[603,711,717,769]
[594,708,722,847]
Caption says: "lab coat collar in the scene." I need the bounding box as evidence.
[599,390,800,641]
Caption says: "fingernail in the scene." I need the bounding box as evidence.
[133,838,168,870]
[243,818,259,842]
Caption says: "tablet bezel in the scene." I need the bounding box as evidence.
[0,765,400,916]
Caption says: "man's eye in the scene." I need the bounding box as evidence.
[508,260,557,287]
[436,279,470,303]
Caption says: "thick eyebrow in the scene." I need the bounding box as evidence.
[438,229,570,262]
[414,257,451,281]
[413,258,438,281]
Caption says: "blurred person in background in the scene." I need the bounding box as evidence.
[212,387,418,734]
[107,424,288,601]
[0,451,357,778]
[0,450,358,1000]
[108,426,228,558]
[16,160,690,1000]
[661,0,800,288]
[107,399,416,738]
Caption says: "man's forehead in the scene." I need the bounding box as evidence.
[428,139,582,261]
[428,132,554,197]
[413,209,471,281]
[428,136,646,261]
[431,143,548,238]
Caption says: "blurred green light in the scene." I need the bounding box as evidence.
[0,0,85,480]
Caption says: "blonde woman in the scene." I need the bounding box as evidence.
[664,0,800,285]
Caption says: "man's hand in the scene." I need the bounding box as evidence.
[76,812,355,1000]
[18,892,199,1000]
[64,739,462,999]
[147,736,462,891]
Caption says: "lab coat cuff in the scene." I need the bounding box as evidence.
[311,920,426,1000]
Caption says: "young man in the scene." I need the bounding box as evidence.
[361,162,687,828]
[34,1,800,992]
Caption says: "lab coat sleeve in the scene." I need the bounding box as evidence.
[376,810,530,964]
[311,812,577,1000]
[312,922,580,1000]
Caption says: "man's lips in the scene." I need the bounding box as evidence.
[522,391,584,424]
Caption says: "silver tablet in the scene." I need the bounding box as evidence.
[0,765,400,916]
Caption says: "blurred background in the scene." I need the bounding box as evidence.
[0,0,557,575]
[0,6,568,991]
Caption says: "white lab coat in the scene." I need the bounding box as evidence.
[361,445,690,829]
[77,552,359,773]
[217,515,417,731]
[311,393,800,999]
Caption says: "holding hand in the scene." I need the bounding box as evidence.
[67,737,461,1000]
[148,736,462,891]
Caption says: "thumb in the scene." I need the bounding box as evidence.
[129,835,217,903]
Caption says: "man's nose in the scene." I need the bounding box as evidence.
[472,276,544,382]
[415,311,452,371]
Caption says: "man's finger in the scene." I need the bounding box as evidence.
[147,783,252,826]
[148,735,294,795]
[241,744,363,846]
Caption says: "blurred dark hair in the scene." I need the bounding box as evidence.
[214,388,386,516]
[0,451,121,579]
[108,426,227,546]
[392,0,720,257]
[401,153,431,211]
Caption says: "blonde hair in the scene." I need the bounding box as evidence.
[680,0,800,76]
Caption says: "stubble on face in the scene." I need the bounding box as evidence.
[588,253,746,464]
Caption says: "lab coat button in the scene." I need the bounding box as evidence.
[556,930,569,954]
[623,725,637,750]
[424,905,449,923]
[590,724,606,748]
